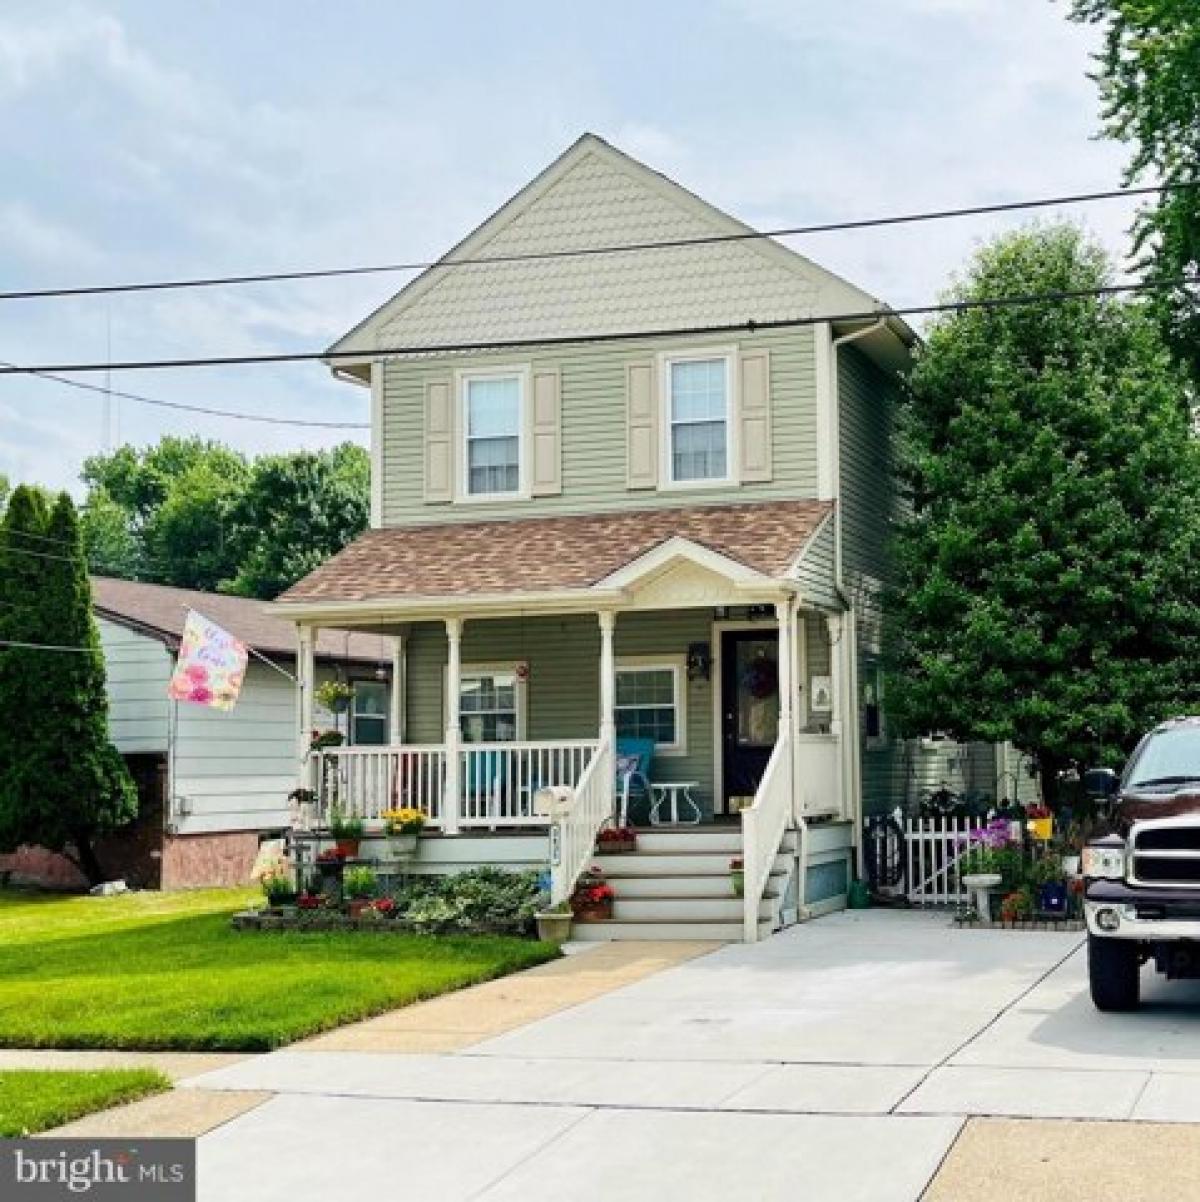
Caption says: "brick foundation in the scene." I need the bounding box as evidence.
[160,831,260,889]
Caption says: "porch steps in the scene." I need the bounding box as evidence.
[572,826,795,942]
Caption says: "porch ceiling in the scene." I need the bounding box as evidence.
[275,499,831,615]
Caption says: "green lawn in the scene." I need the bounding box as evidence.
[0,1069,169,1135]
[0,889,557,1051]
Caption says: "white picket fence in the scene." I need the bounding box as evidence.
[904,816,988,907]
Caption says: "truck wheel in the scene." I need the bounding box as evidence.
[1088,935,1140,1011]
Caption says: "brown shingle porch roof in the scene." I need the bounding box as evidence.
[279,499,832,605]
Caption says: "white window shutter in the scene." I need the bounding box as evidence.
[530,368,562,496]
[424,378,454,503]
[626,361,658,489]
[738,349,772,483]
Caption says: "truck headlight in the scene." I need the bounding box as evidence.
[1082,843,1126,879]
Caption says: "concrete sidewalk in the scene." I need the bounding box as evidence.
[54,911,1200,1199]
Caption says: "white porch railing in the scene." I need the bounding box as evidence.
[740,731,793,942]
[549,736,614,906]
[904,816,988,906]
[312,739,601,831]
[460,740,599,828]
[314,745,447,825]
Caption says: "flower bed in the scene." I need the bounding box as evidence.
[236,866,548,938]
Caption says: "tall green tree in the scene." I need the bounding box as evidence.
[79,439,368,598]
[224,444,369,599]
[886,225,1200,801]
[0,489,136,883]
[1069,0,1200,382]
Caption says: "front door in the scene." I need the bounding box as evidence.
[720,630,781,808]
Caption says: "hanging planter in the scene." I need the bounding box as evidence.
[315,680,355,714]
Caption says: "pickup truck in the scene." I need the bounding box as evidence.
[1084,716,1200,1010]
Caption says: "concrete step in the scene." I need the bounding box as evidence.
[605,873,763,898]
[612,895,775,922]
[629,829,744,854]
[594,850,793,877]
[571,917,773,942]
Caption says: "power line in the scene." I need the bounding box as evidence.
[0,181,1191,303]
[2,360,368,429]
[0,639,100,654]
[0,274,1194,377]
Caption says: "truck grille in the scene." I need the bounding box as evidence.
[1130,821,1200,887]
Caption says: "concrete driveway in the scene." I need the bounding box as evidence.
[188,911,1200,1201]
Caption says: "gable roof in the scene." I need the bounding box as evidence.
[328,133,899,361]
[92,577,391,665]
[276,499,832,607]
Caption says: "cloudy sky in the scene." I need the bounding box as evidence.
[0,0,1134,493]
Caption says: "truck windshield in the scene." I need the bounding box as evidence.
[1127,727,1200,789]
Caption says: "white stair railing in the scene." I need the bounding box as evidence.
[550,736,614,906]
[740,732,792,942]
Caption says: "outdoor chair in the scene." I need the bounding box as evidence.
[615,736,655,827]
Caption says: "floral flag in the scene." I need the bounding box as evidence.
[168,609,248,710]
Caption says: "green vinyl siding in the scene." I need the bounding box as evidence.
[380,327,817,526]
[793,516,837,610]
[838,343,902,816]
[402,609,718,818]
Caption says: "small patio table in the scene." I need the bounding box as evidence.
[648,781,702,826]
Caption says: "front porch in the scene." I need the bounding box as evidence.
[276,502,861,941]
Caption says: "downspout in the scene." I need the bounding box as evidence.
[829,318,886,883]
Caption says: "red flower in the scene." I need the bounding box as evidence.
[189,686,213,705]
[185,663,209,683]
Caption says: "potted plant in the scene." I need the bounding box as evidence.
[571,866,614,922]
[534,899,574,942]
[596,825,638,854]
[381,807,426,858]
[999,887,1035,924]
[1026,803,1054,843]
[729,856,745,898]
[328,808,365,858]
[342,865,377,917]
[1027,856,1069,917]
[957,820,1018,921]
[315,679,356,714]
[260,866,298,912]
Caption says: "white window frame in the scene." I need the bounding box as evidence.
[614,656,687,756]
[658,348,738,490]
[455,366,530,503]
[446,662,528,743]
[348,677,390,747]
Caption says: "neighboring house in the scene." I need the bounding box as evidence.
[273,133,1019,939]
[0,577,395,890]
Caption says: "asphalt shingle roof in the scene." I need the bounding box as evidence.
[279,500,832,606]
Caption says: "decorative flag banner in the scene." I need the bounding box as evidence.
[168,610,248,711]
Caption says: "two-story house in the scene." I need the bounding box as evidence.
[273,133,919,940]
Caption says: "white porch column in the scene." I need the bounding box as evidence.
[598,610,617,744]
[824,615,843,740]
[776,596,794,731]
[389,634,406,744]
[296,624,316,788]
[443,617,463,835]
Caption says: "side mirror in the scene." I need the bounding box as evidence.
[1083,768,1120,799]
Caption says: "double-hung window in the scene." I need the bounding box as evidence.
[350,680,389,746]
[459,670,520,743]
[463,373,523,497]
[614,661,685,754]
[666,354,732,484]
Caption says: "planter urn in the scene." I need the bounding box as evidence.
[962,872,1003,922]
[334,838,360,859]
[388,833,419,859]
[534,911,573,942]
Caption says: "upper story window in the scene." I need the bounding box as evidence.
[663,352,734,486]
[462,371,524,498]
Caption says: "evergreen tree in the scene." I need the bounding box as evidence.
[0,489,136,882]
[887,226,1200,802]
